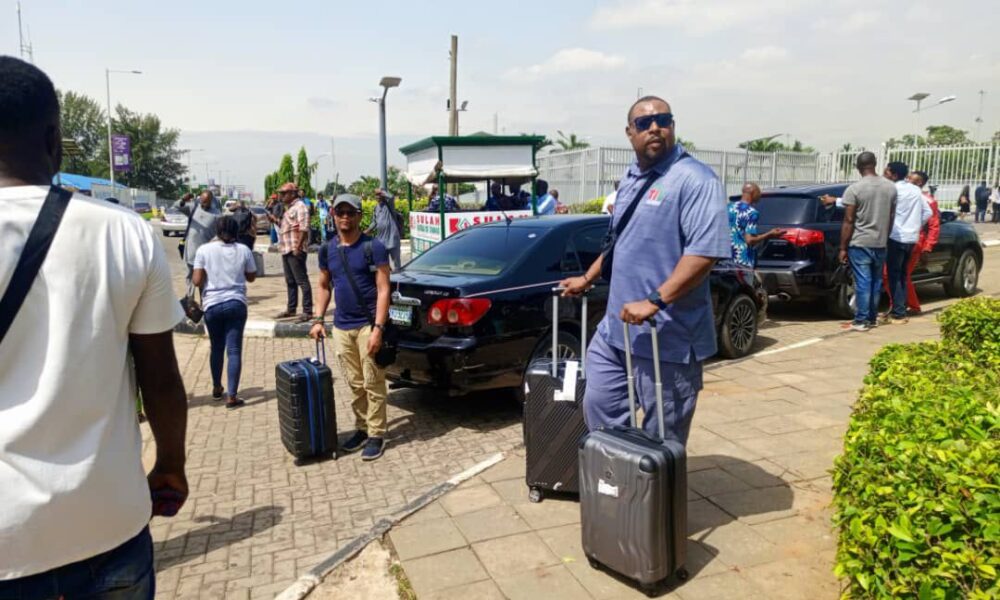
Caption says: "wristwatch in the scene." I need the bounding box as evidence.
[646,291,668,311]
[373,323,386,331]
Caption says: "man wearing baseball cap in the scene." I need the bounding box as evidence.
[276,182,312,321]
[310,194,391,460]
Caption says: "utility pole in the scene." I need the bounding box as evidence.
[449,35,459,137]
[16,2,33,62]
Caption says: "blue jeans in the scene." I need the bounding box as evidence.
[885,240,914,318]
[583,332,702,445]
[205,299,248,396]
[0,527,153,599]
[269,224,279,244]
[975,207,987,222]
[848,246,886,325]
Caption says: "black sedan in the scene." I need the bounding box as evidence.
[751,184,983,318]
[386,216,767,398]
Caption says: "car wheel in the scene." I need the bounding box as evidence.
[514,329,582,406]
[718,293,758,359]
[826,281,856,320]
[944,249,979,297]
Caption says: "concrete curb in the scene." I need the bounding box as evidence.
[274,452,505,600]
[173,318,324,338]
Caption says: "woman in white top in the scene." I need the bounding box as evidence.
[192,216,257,408]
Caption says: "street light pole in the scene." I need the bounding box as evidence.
[105,68,142,187]
[374,76,401,192]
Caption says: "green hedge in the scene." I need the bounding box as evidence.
[938,297,1000,368]
[832,298,1000,599]
[569,198,605,214]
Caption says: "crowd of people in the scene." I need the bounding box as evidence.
[959,181,1000,223]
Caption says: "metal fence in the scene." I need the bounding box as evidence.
[538,146,825,204]
[90,183,159,209]
[540,143,1000,209]
[822,144,1000,210]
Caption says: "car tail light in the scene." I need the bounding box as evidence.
[427,298,492,326]
[779,228,825,246]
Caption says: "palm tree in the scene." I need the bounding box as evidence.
[555,130,590,152]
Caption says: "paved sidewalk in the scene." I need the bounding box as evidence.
[378,315,949,600]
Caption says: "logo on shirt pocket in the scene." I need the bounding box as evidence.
[644,186,666,206]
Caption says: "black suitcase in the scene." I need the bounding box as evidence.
[275,341,338,464]
[579,322,688,596]
[523,292,589,502]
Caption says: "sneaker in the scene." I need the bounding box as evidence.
[850,322,870,332]
[888,315,909,325]
[867,320,879,329]
[341,430,369,453]
[361,437,386,461]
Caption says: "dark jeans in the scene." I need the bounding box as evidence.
[0,527,153,599]
[885,239,914,318]
[975,206,987,222]
[848,246,886,325]
[993,204,1000,223]
[205,299,248,396]
[281,252,312,313]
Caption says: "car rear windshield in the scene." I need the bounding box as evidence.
[406,226,548,276]
[754,195,816,225]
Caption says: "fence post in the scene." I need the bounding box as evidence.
[986,144,996,187]
[596,147,604,199]
[770,153,778,187]
[720,152,728,193]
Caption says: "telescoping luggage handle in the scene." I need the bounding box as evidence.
[550,288,587,378]
[622,321,666,441]
[314,338,327,365]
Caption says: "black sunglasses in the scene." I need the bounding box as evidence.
[632,112,674,132]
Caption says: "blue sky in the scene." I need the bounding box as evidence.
[6,0,998,196]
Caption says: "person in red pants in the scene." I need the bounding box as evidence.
[883,170,939,315]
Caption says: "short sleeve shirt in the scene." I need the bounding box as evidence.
[598,144,732,363]
[318,235,389,330]
[279,200,310,254]
[841,175,896,248]
[728,201,759,268]
[0,187,183,579]
[193,241,257,311]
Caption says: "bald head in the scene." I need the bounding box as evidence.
[741,182,762,204]
[856,151,877,171]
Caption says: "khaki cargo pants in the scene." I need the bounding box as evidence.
[332,325,388,437]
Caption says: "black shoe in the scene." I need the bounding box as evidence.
[341,430,369,453]
[361,437,386,461]
[297,313,312,323]
[212,386,224,400]
[275,310,296,319]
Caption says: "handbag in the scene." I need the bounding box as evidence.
[337,242,398,367]
[180,282,204,323]
[0,186,73,345]
[599,152,689,282]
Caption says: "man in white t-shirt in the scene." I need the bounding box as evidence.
[0,56,189,597]
[601,180,620,214]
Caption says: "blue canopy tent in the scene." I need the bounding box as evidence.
[53,172,127,193]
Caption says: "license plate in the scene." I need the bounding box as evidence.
[389,305,413,326]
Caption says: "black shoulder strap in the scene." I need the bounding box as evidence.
[363,240,374,269]
[337,243,375,326]
[0,186,73,344]
[611,151,690,239]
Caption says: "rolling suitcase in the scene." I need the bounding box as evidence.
[579,322,688,596]
[523,291,589,502]
[275,340,338,464]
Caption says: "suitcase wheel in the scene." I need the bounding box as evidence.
[675,568,689,581]
[528,487,543,503]
[640,583,660,598]
[586,556,600,570]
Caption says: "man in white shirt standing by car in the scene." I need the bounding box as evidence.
[882,161,931,324]
[0,56,189,598]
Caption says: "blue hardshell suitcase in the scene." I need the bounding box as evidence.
[275,341,337,464]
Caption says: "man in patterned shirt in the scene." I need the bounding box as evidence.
[276,182,313,322]
[728,182,783,268]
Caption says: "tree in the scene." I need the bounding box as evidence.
[57,90,106,175]
[322,180,348,196]
[992,129,1000,144]
[676,136,697,151]
[887,124,974,148]
[295,147,315,197]
[739,138,814,153]
[554,130,590,152]
[93,105,187,198]
[276,154,295,187]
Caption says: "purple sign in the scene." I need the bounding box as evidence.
[111,134,131,172]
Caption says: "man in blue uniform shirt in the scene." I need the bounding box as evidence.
[561,96,730,444]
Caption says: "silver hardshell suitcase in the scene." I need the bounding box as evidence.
[578,322,688,596]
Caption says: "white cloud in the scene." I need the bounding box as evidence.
[590,0,800,33]
[504,48,626,81]
[740,45,789,63]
